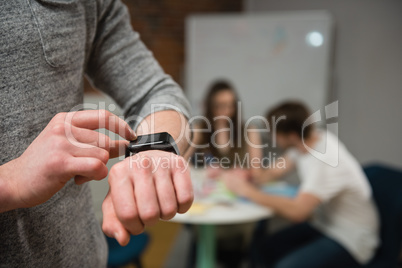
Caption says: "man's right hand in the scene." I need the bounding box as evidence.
[0,110,135,213]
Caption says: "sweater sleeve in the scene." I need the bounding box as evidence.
[85,0,191,130]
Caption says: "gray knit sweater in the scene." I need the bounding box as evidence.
[0,0,190,267]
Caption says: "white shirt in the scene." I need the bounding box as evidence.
[287,130,379,264]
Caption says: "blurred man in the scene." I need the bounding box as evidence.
[0,0,192,266]
[224,101,379,267]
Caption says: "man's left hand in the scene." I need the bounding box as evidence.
[102,150,193,246]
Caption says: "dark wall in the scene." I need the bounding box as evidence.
[85,0,243,92]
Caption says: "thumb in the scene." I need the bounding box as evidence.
[108,140,129,159]
[102,192,131,246]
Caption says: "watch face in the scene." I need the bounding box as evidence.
[125,132,179,157]
[132,132,171,144]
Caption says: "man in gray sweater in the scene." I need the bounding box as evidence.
[0,0,193,267]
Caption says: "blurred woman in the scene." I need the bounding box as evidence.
[189,80,261,267]
[192,80,257,174]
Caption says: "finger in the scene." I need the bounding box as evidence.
[172,156,193,213]
[102,192,131,246]
[68,126,111,149]
[109,163,145,235]
[67,126,128,159]
[64,110,136,141]
[132,157,160,226]
[74,175,90,185]
[72,146,110,165]
[65,157,108,181]
[74,174,106,185]
[153,166,178,220]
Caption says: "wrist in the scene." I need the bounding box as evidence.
[0,160,19,212]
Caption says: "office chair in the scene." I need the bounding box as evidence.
[105,233,150,268]
[363,164,402,268]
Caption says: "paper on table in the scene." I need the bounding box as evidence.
[187,202,212,215]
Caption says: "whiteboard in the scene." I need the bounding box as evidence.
[185,11,333,119]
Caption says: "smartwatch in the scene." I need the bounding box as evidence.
[125,132,180,158]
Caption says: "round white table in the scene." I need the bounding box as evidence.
[170,169,273,268]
